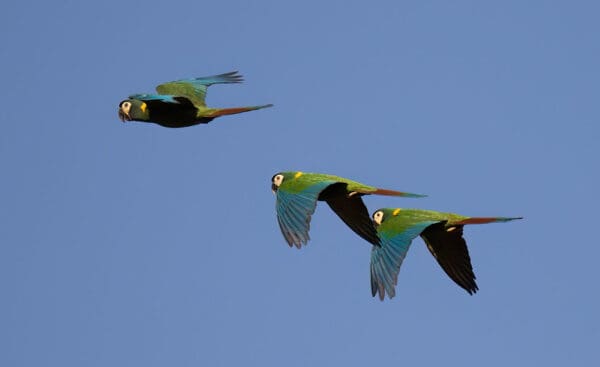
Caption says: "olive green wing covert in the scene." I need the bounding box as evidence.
[155,71,243,106]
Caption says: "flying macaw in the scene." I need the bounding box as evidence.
[370,208,522,300]
[118,71,272,128]
[270,171,425,248]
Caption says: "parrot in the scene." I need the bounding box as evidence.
[369,208,522,300]
[118,71,272,128]
[270,171,425,248]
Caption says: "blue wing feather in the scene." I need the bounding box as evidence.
[128,93,181,104]
[177,71,243,87]
[371,221,438,300]
[275,181,333,248]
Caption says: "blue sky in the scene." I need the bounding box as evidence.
[1,1,599,366]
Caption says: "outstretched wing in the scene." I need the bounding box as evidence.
[129,93,185,104]
[420,222,478,294]
[155,71,243,106]
[320,183,380,246]
[275,181,333,249]
[371,221,436,300]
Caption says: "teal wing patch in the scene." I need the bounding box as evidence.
[129,93,181,104]
[275,181,333,248]
[371,221,438,300]
[155,71,243,106]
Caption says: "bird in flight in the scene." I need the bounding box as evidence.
[270,171,425,248]
[369,207,522,300]
[118,71,272,128]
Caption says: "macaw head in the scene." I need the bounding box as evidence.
[271,172,286,193]
[372,208,398,226]
[118,99,148,122]
[271,171,299,193]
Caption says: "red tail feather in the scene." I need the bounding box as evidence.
[372,188,426,198]
[455,217,522,225]
[373,188,405,196]
[207,104,273,118]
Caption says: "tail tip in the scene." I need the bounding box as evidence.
[373,188,427,198]
[502,216,524,222]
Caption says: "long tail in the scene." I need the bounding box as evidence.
[372,188,427,198]
[454,216,523,225]
[206,104,273,118]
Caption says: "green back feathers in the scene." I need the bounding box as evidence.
[155,71,243,107]
[376,208,468,236]
[376,208,522,236]
[278,171,379,194]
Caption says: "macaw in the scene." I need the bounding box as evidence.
[271,171,425,248]
[118,71,272,128]
[370,208,522,300]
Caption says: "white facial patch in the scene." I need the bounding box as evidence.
[272,174,284,188]
[372,210,384,225]
[120,101,131,114]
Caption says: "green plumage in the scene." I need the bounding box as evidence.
[370,207,522,299]
[118,71,272,128]
[277,172,372,193]
[276,172,424,197]
[375,208,470,238]
[271,171,425,248]
[376,208,520,236]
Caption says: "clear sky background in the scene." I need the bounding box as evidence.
[1,1,598,366]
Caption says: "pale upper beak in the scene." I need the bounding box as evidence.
[118,109,130,122]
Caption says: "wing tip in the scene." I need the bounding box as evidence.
[372,287,395,301]
[219,70,244,83]
[465,284,479,295]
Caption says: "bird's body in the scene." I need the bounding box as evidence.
[118,71,272,128]
[271,171,425,248]
[370,208,522,300]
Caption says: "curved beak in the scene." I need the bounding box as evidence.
[118,109,130,122]
[271,183,278,194]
